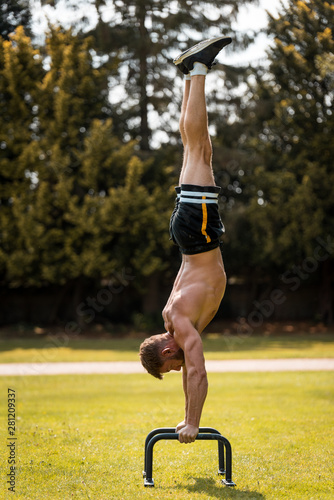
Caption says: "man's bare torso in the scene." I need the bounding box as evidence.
[163,247,226,335]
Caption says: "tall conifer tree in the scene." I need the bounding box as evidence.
[0,27,175,321]
[244,0,334,321]
[40,0,258,150]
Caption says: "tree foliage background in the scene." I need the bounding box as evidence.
[0,25,176,323]
[240,0,334,323]
[0,0,333,327]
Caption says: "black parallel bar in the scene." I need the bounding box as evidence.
[143,427,225,477]
[143,428,175,477]
[144,432,235,487]
[144,433,178,486]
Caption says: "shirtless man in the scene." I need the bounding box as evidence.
[139,35,232,444]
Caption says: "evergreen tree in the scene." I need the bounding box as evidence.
[40,0,258,150]
[0,27,176,322]
[0,27,44,285]
[242,0,334,321]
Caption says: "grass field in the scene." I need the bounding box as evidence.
[0,332,334,363]
[1,331,334,498]
[0,371,333,500]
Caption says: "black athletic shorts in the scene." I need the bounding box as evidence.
[169,184,225,255]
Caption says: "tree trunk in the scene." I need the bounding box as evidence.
[48,281,72,324]
[319,260,333,325]
[137,2,150,151]
[142,272,162,315]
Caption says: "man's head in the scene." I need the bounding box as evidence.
[139,332,184,380]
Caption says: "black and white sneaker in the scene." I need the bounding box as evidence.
[173,35,232,75]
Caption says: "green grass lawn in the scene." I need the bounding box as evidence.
[0,333,334,363]
[0,371,333,499]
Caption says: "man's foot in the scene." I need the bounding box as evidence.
[173,35,232,75]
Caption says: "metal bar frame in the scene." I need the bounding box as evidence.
[143,427,235,487]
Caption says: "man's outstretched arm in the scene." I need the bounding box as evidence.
[175,365,189,432]
[173,318,208,443]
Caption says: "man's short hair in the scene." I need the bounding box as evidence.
[139,334,167,380]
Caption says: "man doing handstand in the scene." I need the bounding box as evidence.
[139,35,232,444]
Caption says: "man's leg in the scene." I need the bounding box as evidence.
[174,35,232,187]
[181,74,215,186]
[179,79,191,185]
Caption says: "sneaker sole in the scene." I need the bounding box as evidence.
[173,35,232,66]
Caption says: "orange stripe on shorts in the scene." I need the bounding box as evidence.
[201,196,211,243]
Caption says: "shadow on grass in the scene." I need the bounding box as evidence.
[167,476,265,499]
[1,333,334,352]
[202,334,334,353]
[0,336,143,353]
